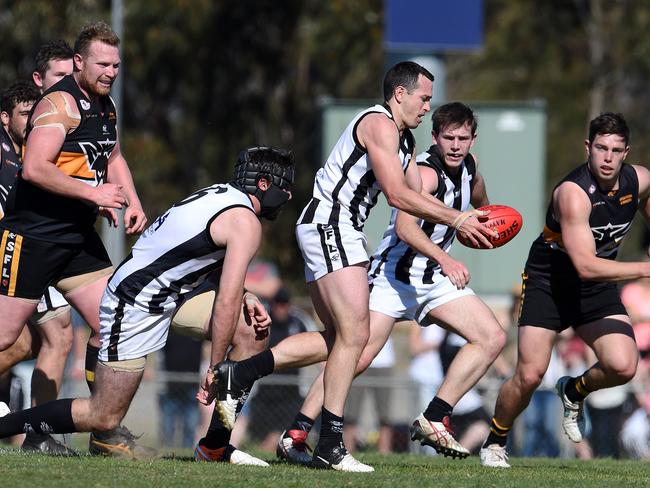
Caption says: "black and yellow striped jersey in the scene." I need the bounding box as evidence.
[525,163,639,287]
[0,75,117,244]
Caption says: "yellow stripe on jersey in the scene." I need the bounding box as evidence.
[56,151,97,180]
[8,233,22,296]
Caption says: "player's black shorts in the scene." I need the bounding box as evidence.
[518,271,627,332]
[0,229,112,300]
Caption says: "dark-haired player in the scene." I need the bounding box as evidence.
[212,63,497,472]
[0,82,39,215]
[32,40,74,92]
[0,146,294,466]
[480,112,650,468]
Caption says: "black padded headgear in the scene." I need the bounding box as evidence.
[233,146,294,194]
[233,146,295,220]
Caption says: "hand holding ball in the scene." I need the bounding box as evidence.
[456,205,523,249]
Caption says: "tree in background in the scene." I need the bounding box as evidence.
[3,0,650,284]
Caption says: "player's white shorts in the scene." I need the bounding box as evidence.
[296,223,369,282]
[369,272,474,325]
[98,287,172,361]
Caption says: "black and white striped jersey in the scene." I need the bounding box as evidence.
[368,145,477,285]
[107,183,255,314]
[298,104,415,231]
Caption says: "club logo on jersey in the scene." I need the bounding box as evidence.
[590,221,631,242]
[1,142,10,153]
[619,194,633,205]
[588,184,596,194]
[78,138,116,184]
[80,99,91,110]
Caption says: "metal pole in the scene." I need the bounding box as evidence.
[103,0,126,265]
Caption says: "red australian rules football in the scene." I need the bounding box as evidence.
[456,204,523,249]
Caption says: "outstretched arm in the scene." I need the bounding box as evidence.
[197,208,262,406]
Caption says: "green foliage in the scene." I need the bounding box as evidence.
[448,0,650,258]
[0,449,649,487]
[0,0,383,286]
[4,1,650,276]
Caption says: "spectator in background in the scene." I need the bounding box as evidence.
[583,346,628,458]
[409,325,492,455]
[158,333,202,448]
[437,330,490,454]
[557,331,593,459]
[344,337,396,454]
[520,347,563,458]
[248,288,314,452]
[619,279,650,459]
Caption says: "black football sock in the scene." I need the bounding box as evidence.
[423,396,453,422]
[0,398,75,438]
[200,407,231,449]
[483,417,511,448]
[85,344,100,394]
[288,412,315,433]
[565,375,592,403]
[232,350,275,389]
[317,407,344,451]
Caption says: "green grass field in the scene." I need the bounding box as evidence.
[1,448,649,487]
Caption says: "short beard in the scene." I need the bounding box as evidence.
[79,72,111,97]
[7,126,24,147]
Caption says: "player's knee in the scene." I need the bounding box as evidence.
[48,326,74,355]
[344,327,370,351]
[486,326,507,359]
[0,334,20,352]
[60,327,74,355]
[516,367,545,391]
[603,357,637,384]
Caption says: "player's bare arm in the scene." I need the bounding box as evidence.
[395,164,470,289]
[21,91,126,209]
[208,208,262,366]
[106,137,147,234]
[556,181,650,281]
[197,208,262,406]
